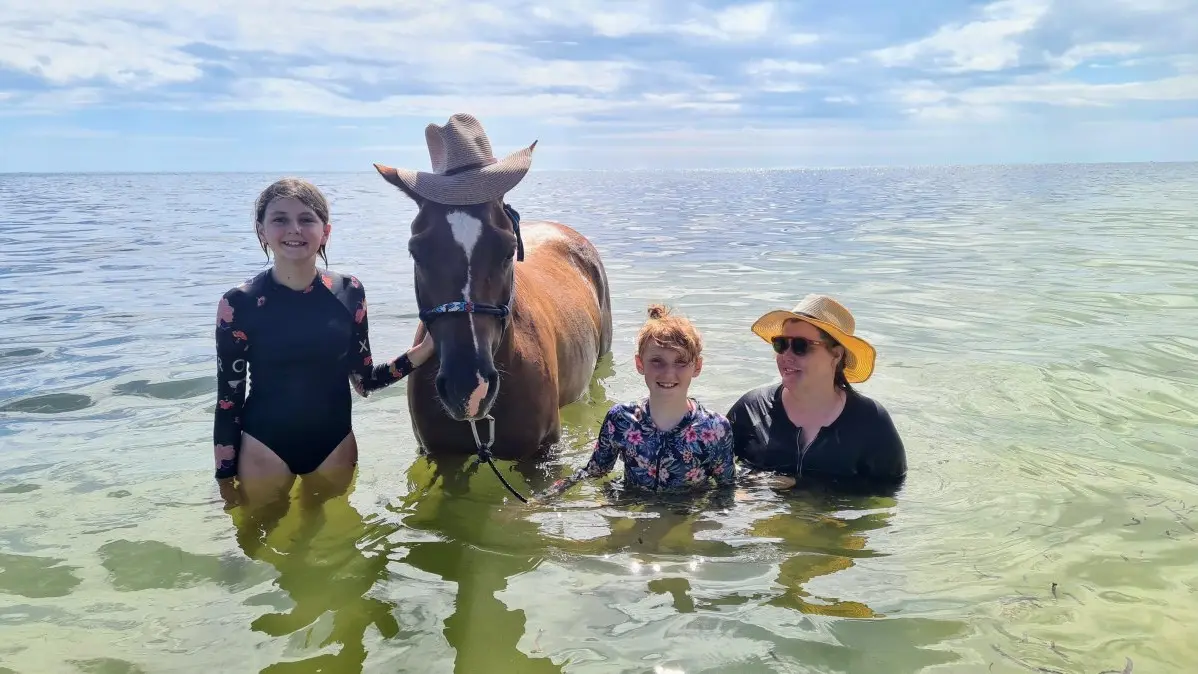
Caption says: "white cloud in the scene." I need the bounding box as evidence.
[959,74,1198,106]
[0,88,107,115]
[894,84,951,106]
[0,17,202,86]
[1046,42,1143,70]
[743,59,825,93]
[1103,0,1195,11]
[871,0,1051,72]
[552,1,784,41]
[711,2,776,39]
[204,77,740,120]
[746,59,826,76]
[908,104,1009,122]
[0,0,804,120]
[561,1,792,42]
[585,11,661,38]
[891,72,1198,123]
[785,33,821,46]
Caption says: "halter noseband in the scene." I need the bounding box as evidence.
[417,203,525,325]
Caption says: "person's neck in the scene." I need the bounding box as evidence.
[271,258,318,291]
[781,381,843,417]
[647,392,692,431]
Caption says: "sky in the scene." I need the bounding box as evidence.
[1,0,1197,172]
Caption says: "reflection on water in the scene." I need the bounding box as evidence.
[225,476,401,673]
[2,165,1197,673]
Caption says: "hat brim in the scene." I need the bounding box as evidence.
[390,142,536,206]
[751,310,876,383]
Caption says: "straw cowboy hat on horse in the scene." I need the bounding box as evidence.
[373,113,613,497]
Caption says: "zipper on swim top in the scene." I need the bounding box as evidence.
[654,422,688,491]
[654,427,670,492]
[655,448,664,491]
[795,427,822,479]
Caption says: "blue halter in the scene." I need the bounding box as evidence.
[417,202,524,326]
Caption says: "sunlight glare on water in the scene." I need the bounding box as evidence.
[1,163,1196,673]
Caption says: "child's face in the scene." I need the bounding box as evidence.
[635,343,702,398]
[257,196,329,263]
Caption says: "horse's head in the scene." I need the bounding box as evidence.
[374,164,524,421]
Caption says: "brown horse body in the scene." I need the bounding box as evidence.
[405,218,613,460]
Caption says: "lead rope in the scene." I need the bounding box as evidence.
[468,414,529,503]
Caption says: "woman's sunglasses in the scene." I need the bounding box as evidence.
[771,336,827,356]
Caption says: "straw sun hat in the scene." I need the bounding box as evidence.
[750,294,877,383]
[373,113,537,206]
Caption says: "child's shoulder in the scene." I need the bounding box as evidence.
[604,398,648,418]
[220,270,269,304]
[317,270,368,311]
[320,269,364,293]
[691,400,733,429]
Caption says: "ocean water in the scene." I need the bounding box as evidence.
[1,164,1196,674]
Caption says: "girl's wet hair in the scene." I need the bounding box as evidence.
[637,303,703,363]
[254,177,330,266]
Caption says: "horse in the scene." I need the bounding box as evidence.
[372,162,613,477]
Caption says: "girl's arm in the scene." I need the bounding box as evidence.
[708,417,736,487]
[534,408,622,501]
[346,277,433,396]
[213,292,248,480]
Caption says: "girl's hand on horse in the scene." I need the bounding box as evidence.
[409,323,435,367]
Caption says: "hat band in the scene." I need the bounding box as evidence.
[794,311,847,334]
[443,158,497,176]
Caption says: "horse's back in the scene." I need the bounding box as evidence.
[520,220,610,324]
[512,220,613,402]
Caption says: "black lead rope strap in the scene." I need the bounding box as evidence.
[503,202,525,262]
[469,414,529,504]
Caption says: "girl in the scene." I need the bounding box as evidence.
[213,177,433,499]
[536,304,734,500]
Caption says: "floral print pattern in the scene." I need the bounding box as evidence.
[544,398,735,497]
[217,297,234,327]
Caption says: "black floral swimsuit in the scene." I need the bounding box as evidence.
[212,269,414,479]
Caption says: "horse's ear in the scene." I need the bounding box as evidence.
[373,163,422,205]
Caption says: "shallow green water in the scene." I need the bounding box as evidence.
[1,164,1196,673]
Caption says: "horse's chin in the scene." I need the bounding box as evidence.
[437,395,498,423]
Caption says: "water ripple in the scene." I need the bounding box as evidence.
[1,165,1197,673]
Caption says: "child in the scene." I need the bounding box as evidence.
[213,177,433,494]
[536,303,734,500]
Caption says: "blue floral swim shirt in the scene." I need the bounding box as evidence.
[545,397,736,496]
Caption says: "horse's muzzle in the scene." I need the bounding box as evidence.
[435,363,500,421]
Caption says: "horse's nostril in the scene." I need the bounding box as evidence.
[482,368,499,391]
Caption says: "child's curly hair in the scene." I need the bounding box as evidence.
[636,303,703,363]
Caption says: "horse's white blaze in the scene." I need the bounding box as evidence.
[447,210,490,412]
[467,373,488,418]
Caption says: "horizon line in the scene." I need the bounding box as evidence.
[2,159,1197,176]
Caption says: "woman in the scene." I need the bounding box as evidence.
[726,294,906,490]
[213,177,433,502]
